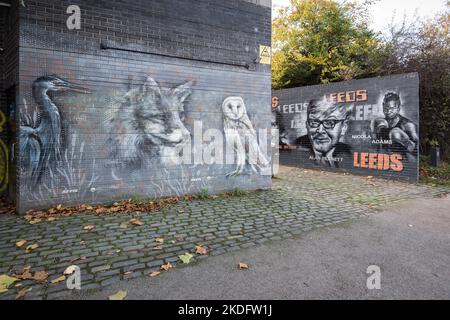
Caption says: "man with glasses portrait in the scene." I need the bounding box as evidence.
[295,99,352,168]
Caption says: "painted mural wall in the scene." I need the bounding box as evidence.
[272,73,420,182]
[15,0,272,213]
[0,2,19,201]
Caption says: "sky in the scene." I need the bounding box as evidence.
[272,0,448,33]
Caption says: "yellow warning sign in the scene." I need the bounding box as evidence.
[259,45,271,65]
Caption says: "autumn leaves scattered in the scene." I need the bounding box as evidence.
[0,198,15,215]
[21,197,184,221]
[16,239,39,254]
[145,241,208,280]
[0,266,49,299]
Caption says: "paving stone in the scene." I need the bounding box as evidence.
[91,265,111,273]
[0,167,448,300]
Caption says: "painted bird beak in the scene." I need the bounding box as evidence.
[65,83,92,94]
[56,80,92,94]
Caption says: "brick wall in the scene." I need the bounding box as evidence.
[272,73,420,182]
[15,0,272,212]
[0,6,6,197]
[1,1,19,200]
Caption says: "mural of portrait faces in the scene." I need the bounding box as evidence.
[306,100,350,155]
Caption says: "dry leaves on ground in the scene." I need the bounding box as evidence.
[179,253,193,264]
[195,245,207,255]
[22,197,183,221]
[238,262,249,270]
[129,218,143,226]
[51,275,66,284]
[148,271,161,277]
[0,198,15,215]
[160,262,173,271]
[25,244,39,254]
[0,275,18,293]
[155,238,164,244]
[16,240,27,248]
[83,225,95,231]
[14,266,33,280]
[33,271,48,284]
[15,288,29,300]
[108,290,127,300]
[28,218,42,225]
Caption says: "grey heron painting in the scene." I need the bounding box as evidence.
[20,75,91,186]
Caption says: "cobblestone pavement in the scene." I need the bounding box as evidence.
[0,167,448,300]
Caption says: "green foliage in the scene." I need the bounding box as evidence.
[272,0,383,89]
[198,188,209,200]
[420,156,450,187]
[376,7,450,159]
[231,188,248,197]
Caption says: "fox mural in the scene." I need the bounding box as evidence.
[105,76,193,169]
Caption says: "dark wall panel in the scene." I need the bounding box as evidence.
[272,73,420,182]
[16,0,272,212]
[1,1,19,200]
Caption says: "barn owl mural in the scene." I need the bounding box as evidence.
[105,76,193,170]
[222,96,270,177]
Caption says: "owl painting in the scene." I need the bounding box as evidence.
[222,96,270,177]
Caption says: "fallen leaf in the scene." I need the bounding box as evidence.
[29,219,42,225]
[15,288,29,300]
[16,271,33,280]
[56,204,63,210]
[51,275,66,284]
[160,262,173,271]
[108,290,127,300]
[179,253,193,264]
[153,246,162,250]
[148,271,161,277]
[14,266,33,280]
[239,262,249,270]
[195,245,207,255]
[0,275,18,292]
[130,218,143,226]
[155,238,164,243]
[86,206,94,210]
[366,176,374,179]
[47,217,56,222]
[64,265,78,275]
[83,225,95,231]
[16,240,27,248]
[123,271,132,276]
[25,244,39,254]
[33,271,48,284]
[119,223,129,229]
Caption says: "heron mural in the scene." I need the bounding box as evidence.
[20,75,91,186]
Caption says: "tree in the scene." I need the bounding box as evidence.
[272,0,383,89]
[377,5,450,158]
